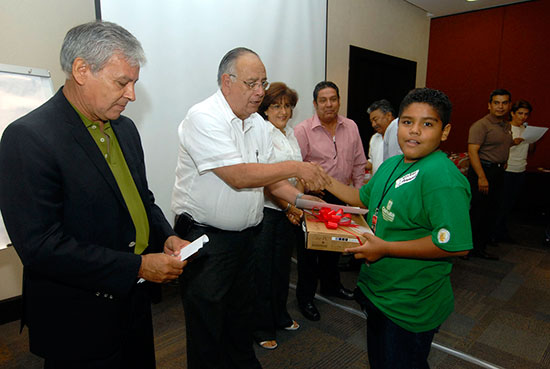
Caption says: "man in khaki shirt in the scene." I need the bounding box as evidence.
[467,89,514,260]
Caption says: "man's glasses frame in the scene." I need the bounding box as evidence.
[229,74,269,91]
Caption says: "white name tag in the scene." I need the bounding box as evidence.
[395,169,419,188]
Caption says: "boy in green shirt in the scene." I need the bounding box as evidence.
[326,88,472,369]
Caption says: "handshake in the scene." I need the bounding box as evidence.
[295,162,332,192]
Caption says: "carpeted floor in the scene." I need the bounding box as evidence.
[1,214,549,368]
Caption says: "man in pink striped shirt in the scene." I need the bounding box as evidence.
[294,81,367,321]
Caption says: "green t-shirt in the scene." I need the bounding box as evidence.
[358,150,472,332]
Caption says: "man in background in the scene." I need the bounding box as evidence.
[467,88,514,260]
[366,99,399,175]
[294,81,367,321]
[0,21,187,368]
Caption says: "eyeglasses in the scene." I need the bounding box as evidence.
[229,74,269,91]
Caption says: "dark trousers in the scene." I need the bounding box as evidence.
[253,208,296,342]
[493,171,525,238]
[355,289,437,369]
[468,164,505,251]
[43,284,155,369]
[296,192,345,304]
[176,221,262,369]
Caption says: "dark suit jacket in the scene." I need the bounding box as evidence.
[0,88,175,360]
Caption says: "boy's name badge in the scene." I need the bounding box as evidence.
[395,169,419,188]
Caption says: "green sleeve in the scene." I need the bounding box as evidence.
[423,183,473,251]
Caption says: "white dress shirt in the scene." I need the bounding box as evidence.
[383,118,403,160]
[171,90,275,231]
[506,124,529,173]
[368,132,384,174]
[264,123,302,211]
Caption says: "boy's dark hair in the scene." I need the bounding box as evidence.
[367,99,396,117]
[489,88,511,103]
[511,99,532,113]
[398,88,452,127]
[313,81,339,102]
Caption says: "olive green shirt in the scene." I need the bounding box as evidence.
[74,108,150,255]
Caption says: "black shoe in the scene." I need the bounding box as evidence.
[299,302,320,321]
[471,250,499,260]
[321,287,355,300]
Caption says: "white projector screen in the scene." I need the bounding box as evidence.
[100,0,327,222]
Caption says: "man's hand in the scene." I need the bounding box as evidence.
[344,233,387,264]
[478,176,489,194]
[297,163,331,192]
[285,205,303,225]
[138,253,186,283]
[164,235,190,257]
[513,137,525,146]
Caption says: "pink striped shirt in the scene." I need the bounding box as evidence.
[294,114,367,188]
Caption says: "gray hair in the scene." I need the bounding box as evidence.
[60,21,146,77]
[367,99,395,117]
[217,47,258,87]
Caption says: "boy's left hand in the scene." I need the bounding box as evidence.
[344,233,387,263]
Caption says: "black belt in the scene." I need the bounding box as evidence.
[175,212,224,234]
[480,159,505,168]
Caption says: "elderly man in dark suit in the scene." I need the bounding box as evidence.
[0,21,187,369]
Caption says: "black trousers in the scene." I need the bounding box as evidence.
[493,171,525,238]
[296,192,345,304]
[253,208,296,342]
[355,289,436,369]
[43,283,155,369]
[468,164,505,251]
[176,221,262,369]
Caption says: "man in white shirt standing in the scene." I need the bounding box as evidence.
[366,99,398,174]
[171,47,329,369]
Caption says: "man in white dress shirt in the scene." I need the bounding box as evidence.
[171,47,329,369]
[366,99,398,174]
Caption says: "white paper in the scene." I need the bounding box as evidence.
[137,234,208,283]
[521,125,548,144]
[296,198,368,215]
[178,234,208,261]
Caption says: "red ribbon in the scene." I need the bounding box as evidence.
[307,207,363,245]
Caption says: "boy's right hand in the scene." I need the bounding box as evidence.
[344,233,387,263]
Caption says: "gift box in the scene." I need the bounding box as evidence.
[304,213,371,252]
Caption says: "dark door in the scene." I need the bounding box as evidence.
[347,45,417,155]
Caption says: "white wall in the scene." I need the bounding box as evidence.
[0,0,95,301]
[0,0,96,89]
[99,0,327,220]
[326,0,431,114]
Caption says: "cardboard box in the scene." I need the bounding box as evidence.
[304,213,371,252]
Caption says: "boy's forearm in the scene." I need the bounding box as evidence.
[324,175,363,207]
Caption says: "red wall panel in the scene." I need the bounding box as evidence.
[427,0,550,170]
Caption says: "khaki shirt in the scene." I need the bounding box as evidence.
[468,114,513,164]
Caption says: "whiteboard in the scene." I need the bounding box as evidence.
[0,63,54,249]
[100,0,327,221]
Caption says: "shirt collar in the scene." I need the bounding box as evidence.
[312,113,343,130]
[215,89,256,133]
[487,113,506,126]
[70,102,111,130]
